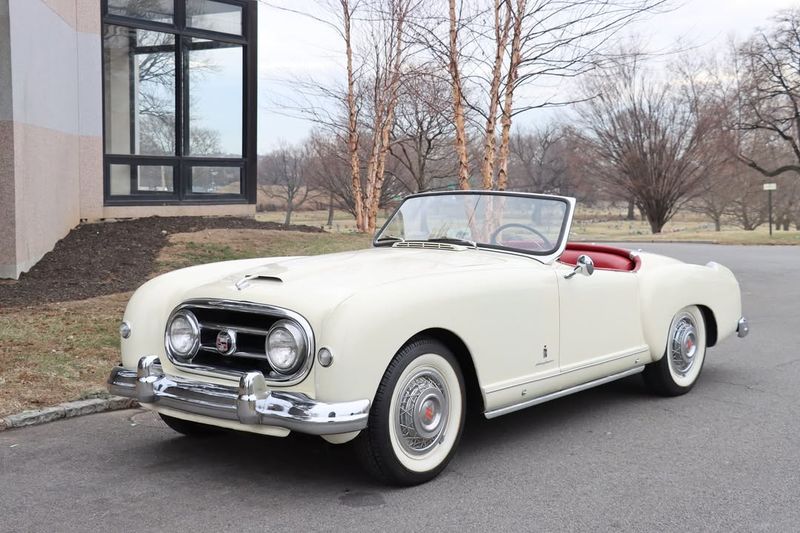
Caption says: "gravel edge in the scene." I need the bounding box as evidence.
[0,397,139,431]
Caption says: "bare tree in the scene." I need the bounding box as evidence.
[266,0,417,232]
[727,172,767,230]
[578,54,717,233]
[389,66,458,192]
[447,0,473,189]
[736,9,800,179]
[507,125,567,193]
[258,144,312,225]
[306,132,358,217]
[435,0,669,191]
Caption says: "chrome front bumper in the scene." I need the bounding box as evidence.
[108,356,370,435]
[737,317,750,338]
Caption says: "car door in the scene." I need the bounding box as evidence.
[555,264,648,384]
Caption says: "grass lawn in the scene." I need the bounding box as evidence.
[0,293,129,417]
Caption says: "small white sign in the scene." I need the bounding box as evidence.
[763,183,777,191]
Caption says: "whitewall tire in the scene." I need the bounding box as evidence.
[643,305,707,396]
[357,339,465,485]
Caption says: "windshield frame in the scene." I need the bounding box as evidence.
[373,190,575,262]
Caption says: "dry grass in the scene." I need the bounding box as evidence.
[156,229,372,271]
[0,293,129,417]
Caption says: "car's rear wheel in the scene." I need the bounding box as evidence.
[643,305,707,396]
[159,413,225,436]
[357,338,465,486]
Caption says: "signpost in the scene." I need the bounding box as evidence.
[763,183,777,236]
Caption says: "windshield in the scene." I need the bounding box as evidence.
[375,192,572,256]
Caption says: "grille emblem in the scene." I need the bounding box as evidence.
[215,330,237,355]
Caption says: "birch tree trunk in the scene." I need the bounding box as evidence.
[448,0,471,190]
[481,0,511,190]
[342,0,366,231]
[496,0,525,191]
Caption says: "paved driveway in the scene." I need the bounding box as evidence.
[1,244,798,532]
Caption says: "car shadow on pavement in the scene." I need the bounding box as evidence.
[126,375,653,489]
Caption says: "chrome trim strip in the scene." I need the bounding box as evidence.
[737,317,750,338]
[484,346,649,395]
[108,357,369,435]
[200,321,270,337]
[484,366,645,419]
[163,299,315,386]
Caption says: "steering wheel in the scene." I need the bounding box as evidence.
[490,223,553,251]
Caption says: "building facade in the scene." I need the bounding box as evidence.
[0,0,257,279]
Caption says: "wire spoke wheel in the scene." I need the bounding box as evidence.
[394,368,450,456]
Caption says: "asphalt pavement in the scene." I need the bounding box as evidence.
[1,243,798,532]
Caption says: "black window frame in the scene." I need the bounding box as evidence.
[101,0,257,206]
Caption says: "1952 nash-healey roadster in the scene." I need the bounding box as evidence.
[109,191,748,485]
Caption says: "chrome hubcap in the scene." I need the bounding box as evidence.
[670,314,698,376]
[395,369,449,455]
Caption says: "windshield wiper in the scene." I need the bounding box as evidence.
[424,237,478,249]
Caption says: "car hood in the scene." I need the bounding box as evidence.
[180,247,536,316]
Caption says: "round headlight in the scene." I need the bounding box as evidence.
[167,310,200,360]
[266,319,307,374]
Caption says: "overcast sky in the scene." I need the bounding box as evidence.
[255,0,799,153]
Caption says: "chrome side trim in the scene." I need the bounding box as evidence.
[484,366,645,419]
[163,299,315,386]
[108,357,369,435]
[737,317,750,338]
[484,346,649,395]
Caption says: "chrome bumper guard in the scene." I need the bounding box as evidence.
[737,317,750,338]
[108,356,370,435]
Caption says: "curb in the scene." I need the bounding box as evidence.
[0,397,139,431]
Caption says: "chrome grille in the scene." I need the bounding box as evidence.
[165,300,314,384]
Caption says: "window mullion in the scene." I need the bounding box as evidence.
[175,0,186,30]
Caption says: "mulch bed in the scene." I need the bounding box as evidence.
[0,216,322,308]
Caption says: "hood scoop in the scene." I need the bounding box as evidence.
[393,241,469,252]
[235,274,284,291]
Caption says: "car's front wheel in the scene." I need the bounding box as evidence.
[643,305,707,396]
[357,338,465,486]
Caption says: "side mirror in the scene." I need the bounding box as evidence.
[565,254,594,279]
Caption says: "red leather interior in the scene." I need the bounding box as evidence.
[558,242,640,272]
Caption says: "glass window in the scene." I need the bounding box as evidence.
[109,164,132,196]
[102,0,253,204]
[191,166,241,194]
[109,164,174,195]
[187,39,242,157]
[187,0,243,35]
[104,25,176,156]
[139,166,175,192]
[108,0,174,24]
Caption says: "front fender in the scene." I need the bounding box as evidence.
[638,260,742,360]
[312,266,559,408]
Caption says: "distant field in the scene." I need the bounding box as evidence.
[258,207,800,245]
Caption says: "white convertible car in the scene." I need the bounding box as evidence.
[108,191,748,485]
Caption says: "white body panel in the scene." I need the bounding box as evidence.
[119,245,743,439]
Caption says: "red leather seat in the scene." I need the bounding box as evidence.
[558,243,638,272]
